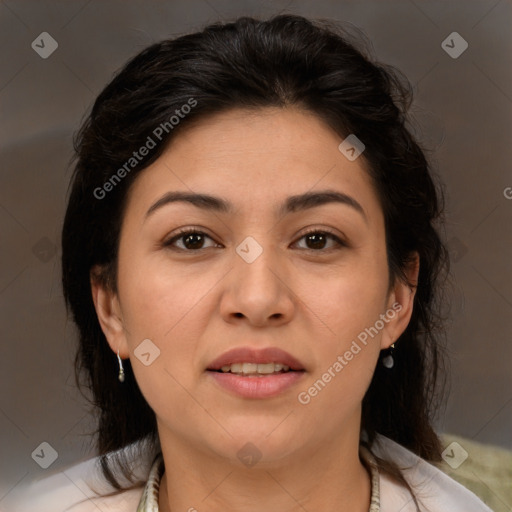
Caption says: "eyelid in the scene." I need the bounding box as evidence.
[163,226,220,250]
[292,226,348,250]
[163,226,348,252]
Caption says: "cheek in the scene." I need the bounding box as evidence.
[296,279,386,417]
[117,253,220,394]
[294,255,388,404]
[118,263,213,420]
[118,246,212,338]
[296,253,389,343]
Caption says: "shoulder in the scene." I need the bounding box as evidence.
[371,434,494,512]
[12,449,148,512]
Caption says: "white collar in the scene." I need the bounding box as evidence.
[370,434,493,511]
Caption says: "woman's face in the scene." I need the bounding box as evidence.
[93,107,416,465]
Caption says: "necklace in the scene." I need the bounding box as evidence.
[138,445,381,511]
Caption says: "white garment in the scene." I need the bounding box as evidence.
[370,435,494,512]
[9,434,493,512]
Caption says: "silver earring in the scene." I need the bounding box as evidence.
[382,343,395,369]
[117,350,125,382]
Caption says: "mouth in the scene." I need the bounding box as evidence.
[206,346,306,374]
[208,362,303,377]
[206,347,306,398]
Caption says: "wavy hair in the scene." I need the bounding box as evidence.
[61,14,450,500]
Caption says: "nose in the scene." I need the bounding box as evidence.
[219,239,295,328]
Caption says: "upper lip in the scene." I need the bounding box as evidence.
[207,347,305,371]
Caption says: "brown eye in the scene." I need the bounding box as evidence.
[163,228,346,253]
[164,230,220,251]
[294,230,346,251]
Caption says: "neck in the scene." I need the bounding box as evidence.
[157,425,371,512]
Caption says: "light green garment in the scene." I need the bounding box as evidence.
[435,433,512,512]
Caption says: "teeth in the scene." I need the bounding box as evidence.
[219,362,291,375]
[254,363,274,374]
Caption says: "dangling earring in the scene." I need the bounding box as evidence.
[382,343,395,369]
[117,350,125,382]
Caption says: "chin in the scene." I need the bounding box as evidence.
[215,424,302,464]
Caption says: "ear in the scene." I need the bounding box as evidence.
[90,264,129,358]
[380,252,420,350]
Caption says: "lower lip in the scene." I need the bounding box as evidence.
[207,371,305,398]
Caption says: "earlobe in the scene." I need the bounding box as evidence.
[90,265,129,357]
[380,252,420,349]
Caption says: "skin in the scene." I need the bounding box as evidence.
[91,107,419,512]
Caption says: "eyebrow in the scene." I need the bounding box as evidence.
[145,189,367,223]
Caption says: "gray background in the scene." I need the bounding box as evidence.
[1,0,511,509]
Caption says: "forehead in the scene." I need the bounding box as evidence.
[165,106,363,175]
[123,107,382,225]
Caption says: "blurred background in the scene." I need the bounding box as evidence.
[1,0,511,510]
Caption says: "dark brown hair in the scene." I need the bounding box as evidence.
[61,13,450,501]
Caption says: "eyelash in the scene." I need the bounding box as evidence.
[163,227,347,253]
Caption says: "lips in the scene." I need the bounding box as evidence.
[207,346,305,372]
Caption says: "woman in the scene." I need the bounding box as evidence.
[33,13,493,512]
